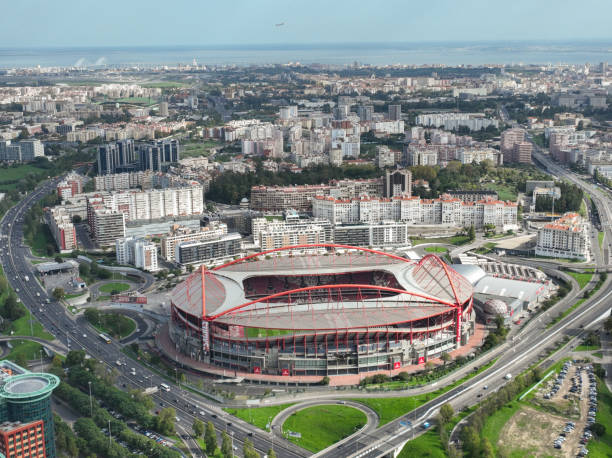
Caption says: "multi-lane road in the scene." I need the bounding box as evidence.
[0,176,306,458]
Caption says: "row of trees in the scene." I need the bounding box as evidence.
[193,418,275,458]
[534,182,584,213]
[52,352,180,458]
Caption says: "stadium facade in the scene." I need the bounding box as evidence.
[168,244,475,377]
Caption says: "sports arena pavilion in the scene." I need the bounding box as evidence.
[168,244,476,377]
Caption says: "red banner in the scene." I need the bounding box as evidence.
[393,361,401,370]
[253,366,261,374]
[418,356,425,364]
[281,369,290,376]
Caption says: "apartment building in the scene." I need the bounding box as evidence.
[56,172,83,200]
[251,211,333,249]
[0,139,44,162]
[500,128,532,164]
[0,421,46,458]
[115,236,158,271]
[405,148,438,166]
[45,207,77,252]
[536,212,590,261]
[416,113,498,131]
[88,203,126,247]
[312,194,518,229]
[160,222,228,260]
[175,233,242,266]
[457,148,503,165]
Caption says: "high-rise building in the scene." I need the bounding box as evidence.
[116,237,158,271]
[160,222,228,261]
[88,205,126,247]
[388,104,402,121]
[137,139,180,172]
[357,105,374,122]
[511,141,533,164]
[56,172,83,200]
[175,233,242,266]
[45,207,77,252]
[159,101,169,117]
[384,169,412,197]
[97,140,136,175]
[0,140,44,162]
[0,360,60,458]
[500,128,529,163]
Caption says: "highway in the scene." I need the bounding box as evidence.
[0,176,306,458]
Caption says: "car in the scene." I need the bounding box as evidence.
[199,411,206,416]
[483,385,488,390]
[83,334,87,338]
[227,422,232,427]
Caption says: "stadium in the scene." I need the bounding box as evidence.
[168,244,476,377]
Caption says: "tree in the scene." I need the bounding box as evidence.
[72,215,82,224]
[467,224,476,241]
[192,419,205,438]
[155,408,176,435]
[52,288,65,300]
[320,376,330,386]
[243,438,259,458]
[267,449,277,458]
[221,431,232,458]
[54,256,63,263]
[440,352,451,366]
[591,422,606,437]
[79,262,90,278]
[439,403,454,425]
[460,425,480,456]
[425,361,435,371]
[204,421,217,454]
[481,437,495,458]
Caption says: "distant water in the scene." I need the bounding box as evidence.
[0,41,611,68]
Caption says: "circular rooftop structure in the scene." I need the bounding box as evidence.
[0,373,60,400]
[483,298,508,316]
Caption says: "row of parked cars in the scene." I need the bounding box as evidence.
[544,361,572,400]
[577,365,599,457]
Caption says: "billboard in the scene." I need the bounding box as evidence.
[201,321,209,352]
[112,294,147,304]
[393,361,401,370]
[253,366,261,374]
[418,356,425,364]
[281,368,290,376]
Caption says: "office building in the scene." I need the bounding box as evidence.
[383,169,412,197]
[0,140,44,162]
[97,139,136,175]
[388,104,402,121]
[138,139,180,172]
[0,360,60,458]
[45,207,77,252]
[175,233,242,266]
[116,237,158,271]
[160,222,228,261]
[536,212,590,261]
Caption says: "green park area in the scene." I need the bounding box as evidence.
[0,164,50,192]
[223,403,295,431]
[98,282,131,294]
[483,183,518,201]
[566,270,594,289]
[423,246,448,253]
[410,235,471,246]
[181,140,221,158]
[84,308,135,339]
[598,231,605,249]
[141,81,187,88]
[282,405,366,452]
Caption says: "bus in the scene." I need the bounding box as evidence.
[160,383,170,392]
[99,333,111,344]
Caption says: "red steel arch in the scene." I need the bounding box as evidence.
[212,243,413,271]
[205,282,462,321]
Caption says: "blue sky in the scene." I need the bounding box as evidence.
[2,0,611,47]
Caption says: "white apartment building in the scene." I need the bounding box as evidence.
[116,236,158,271]
[406,149,438,166]
[160,222,228,260]
[457,148,503,165]
[416,113,499,131]
[536,213,590,261]
[94,171,152,191]
[251,212,333,249]
[312,194,518,230]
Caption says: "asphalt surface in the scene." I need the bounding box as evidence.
[0,176,306,458]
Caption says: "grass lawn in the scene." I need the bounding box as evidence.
[181,140,220,158]
[353,359,496,425]
[141,81,187,88]
[282,405,366,452]
[6,340,44,363]
[223,403,296,430]
[483,183,518,201]
[574,343,601,352]
[598,231,604,249]
[424,246,448,253]
[0,164,48,191]
[588,377,612,456]
[566,270,594,289]
[98,282,131,294]
[481,401,523,453]
[593,352,603,359]
[90,317,136,339]
[11,306,53,340]
[115,97,158,105]
[26,224,57,257]
[397,426,446,458]
[64,291,87,299]
[411,235,471,246]
[244,328,294,338]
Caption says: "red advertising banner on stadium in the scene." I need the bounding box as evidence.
[393,361,401,370]
[281,369,290,376]
[253,366,261,374]
[418,356,425,364]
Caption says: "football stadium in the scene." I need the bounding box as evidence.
[168,244,476,377]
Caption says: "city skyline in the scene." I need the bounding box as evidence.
[2,0,612,48]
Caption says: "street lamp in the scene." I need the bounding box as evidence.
[88,381,93,417]
[39,349,43,371]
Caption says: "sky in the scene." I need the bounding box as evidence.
[2,0,612,48]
